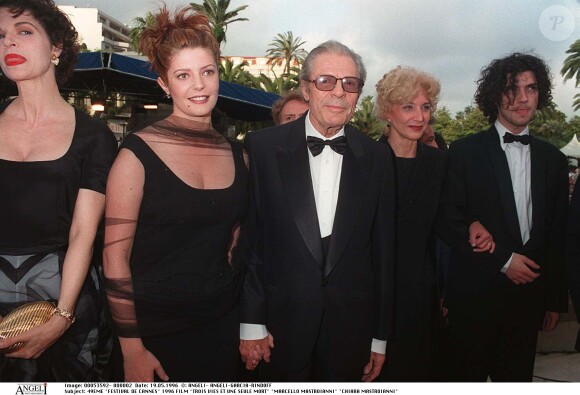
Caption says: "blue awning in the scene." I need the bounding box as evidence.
[68,52,278,121]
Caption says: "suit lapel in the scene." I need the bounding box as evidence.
[528,136,545,246]
[325,126,370,277]
[485,126,522,244]
[276,122,324,269]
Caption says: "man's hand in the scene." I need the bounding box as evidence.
[469,221,495,253]
[504,253,540,285]
[542,311,559,332]
[239,333,274,371]
[362,351,385,382]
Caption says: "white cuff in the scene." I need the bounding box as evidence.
[371,338,387,354]
[501,253,514,273]
[240,323,268,340]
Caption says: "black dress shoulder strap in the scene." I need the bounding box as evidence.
[119,132,161,169]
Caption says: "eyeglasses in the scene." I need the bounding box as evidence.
[304,75,364,93]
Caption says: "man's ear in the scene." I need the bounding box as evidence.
[300,81,310,102]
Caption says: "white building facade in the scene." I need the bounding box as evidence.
[58,5,131,53]
[223,56,300,79]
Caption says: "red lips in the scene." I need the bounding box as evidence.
[4,53,26,66]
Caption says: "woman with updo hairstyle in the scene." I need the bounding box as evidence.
[0,0,118,381]
[103,4,248,382]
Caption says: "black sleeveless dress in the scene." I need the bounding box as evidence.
[116,131,248,381]
[0,101,118,381]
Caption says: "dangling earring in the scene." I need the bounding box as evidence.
[166,93,171,99]
[51,53,60,66]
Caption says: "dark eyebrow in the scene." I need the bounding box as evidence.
[15,21,39,31]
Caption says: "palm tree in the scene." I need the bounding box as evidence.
[129,12,156,53]
[265,31,308,75]
[251,70,301,95]
[190,0,248,46]
[350,96,384,140]
[562,39,580,111]
[219,58,254,86]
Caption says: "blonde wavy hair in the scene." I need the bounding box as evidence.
[374,66,440,120]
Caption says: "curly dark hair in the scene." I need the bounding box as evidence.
[0,0,79,86]
[474,52,552,123]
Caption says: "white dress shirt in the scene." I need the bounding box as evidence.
[241,115,386,354]
[495,120,532,272]
[306,116,344,238]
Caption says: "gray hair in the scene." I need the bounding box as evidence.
[300,40,367,83]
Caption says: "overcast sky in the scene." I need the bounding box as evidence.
[55,0,580,119]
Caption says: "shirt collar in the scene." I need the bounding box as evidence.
[305,112,345,140]
[495,120,530,151]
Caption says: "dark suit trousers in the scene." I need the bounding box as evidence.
[447,288,540,382]
[259,310,361,382]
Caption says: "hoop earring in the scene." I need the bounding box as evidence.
[51,54,60,66]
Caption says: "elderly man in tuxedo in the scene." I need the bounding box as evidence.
[238,40,395,382]
[438,53,568,381]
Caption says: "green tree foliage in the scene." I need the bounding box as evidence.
[568,116,580,138]
[190,0,248,46]
[432,107,455,141]
[129,12,156,53]
[219,58,254,86]
[250,67,301,94]
[531,102,571,147]
[433,102,575,149]
[350,96,384,140]
[454,106,490,137]
[433,106,488,143]
[562,39,580,112]
[265,31,308,75]
[532,120,569,147]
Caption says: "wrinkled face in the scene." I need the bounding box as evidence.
[157,47,219,123]
[301,53,361,137]
[497,70,539,134]
[0,8,58,83]
[279,99,309,124]
[386,89,431,142]
[420,124,438,148]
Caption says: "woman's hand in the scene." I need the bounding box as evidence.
[468,221,495,253]
[0,315,69,359]
[122,342,168,382]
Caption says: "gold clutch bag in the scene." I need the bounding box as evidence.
[0,301,55,353]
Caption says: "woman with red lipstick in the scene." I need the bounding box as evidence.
[374,66,446,381]
[103,5,247,382]
[0,0,117,382]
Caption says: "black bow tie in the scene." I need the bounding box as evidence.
[306,136,347,156]
[503,133,530,145]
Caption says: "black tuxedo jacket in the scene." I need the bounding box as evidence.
[567,182,580,320]
[437,126,568,319]
[239,116,395,374]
